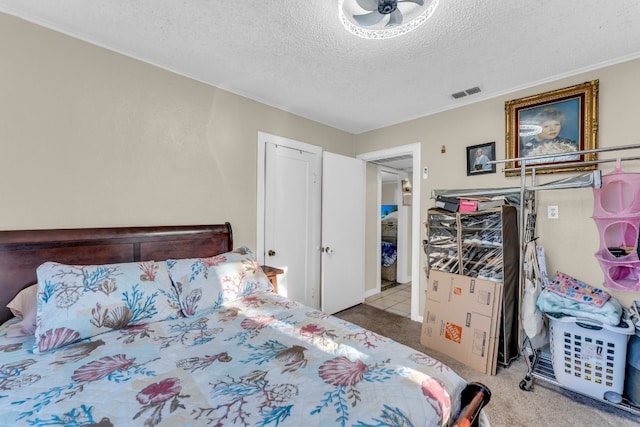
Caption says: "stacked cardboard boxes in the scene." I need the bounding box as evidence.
[420,270,503,375]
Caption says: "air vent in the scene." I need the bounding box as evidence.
[451,86,482,100]
[465,86,481,95]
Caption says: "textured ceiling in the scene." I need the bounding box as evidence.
[1,1,640,134]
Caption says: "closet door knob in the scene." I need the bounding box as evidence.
[268,250,276,256]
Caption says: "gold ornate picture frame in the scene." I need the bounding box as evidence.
[504,80,599,176]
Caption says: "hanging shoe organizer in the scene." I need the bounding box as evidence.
[593,159,640,291]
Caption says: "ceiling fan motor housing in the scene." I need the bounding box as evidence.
[378,0,398,14]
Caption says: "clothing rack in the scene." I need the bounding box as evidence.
[490,143,640,416]
[492,143,640,242]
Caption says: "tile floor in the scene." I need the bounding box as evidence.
[364,282,411,318]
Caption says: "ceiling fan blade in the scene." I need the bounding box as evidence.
[398,0,425,5]
[386,9,403,27]
[353,11,385,27]
[356,0,381,11]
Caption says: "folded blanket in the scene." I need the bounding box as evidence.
[536,288,623,326]
[547,271,611,307]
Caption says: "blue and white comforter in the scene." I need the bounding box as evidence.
[0,292,469,426]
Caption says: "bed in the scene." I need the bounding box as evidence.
[0,223,490,426]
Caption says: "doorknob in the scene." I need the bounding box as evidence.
[268,250,276,256]
[321,246,334,254]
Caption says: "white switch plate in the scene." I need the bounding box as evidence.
[547,205,559,219]
[422,166,428,179]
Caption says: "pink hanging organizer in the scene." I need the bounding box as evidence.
[593,159,640,291]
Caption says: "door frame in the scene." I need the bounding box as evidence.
[256,131,322,266]
[357,143,421,321]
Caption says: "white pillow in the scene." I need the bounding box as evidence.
[5,284,38,337]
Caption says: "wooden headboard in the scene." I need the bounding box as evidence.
[0,223,233,324]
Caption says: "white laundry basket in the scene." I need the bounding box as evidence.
[547,312,635,401]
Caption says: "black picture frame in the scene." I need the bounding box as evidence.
[467,142,496,176]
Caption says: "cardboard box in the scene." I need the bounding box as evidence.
[421,270,502,375]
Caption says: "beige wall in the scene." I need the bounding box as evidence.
[381,182,396,205]
[355,58,640,310]
[0,14,354,250]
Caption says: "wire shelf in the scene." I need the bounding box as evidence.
[528,349,640,417]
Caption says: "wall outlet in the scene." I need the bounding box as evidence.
[547,205,559,219]
[422,166,429,179]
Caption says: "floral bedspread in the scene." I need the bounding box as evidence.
[0,292,469,426]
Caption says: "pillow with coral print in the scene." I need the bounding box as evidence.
[166,246,273,317]
[34,261,182,353]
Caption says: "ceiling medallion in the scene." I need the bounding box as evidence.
[339,0,439,40]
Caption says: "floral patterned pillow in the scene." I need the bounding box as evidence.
[34,261,182,353]
[166,247,273,317]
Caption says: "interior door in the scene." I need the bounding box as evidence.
[321,151,366,313]
[264,142,321,308]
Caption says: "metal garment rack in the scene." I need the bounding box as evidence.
[490,143,640,416]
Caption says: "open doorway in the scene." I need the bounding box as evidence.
[356,143,421,321]
[380,168,407,292]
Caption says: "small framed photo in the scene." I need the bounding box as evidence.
[467,142,496,176]
[504,80,598,176]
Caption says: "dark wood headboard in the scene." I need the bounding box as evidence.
[0,223,233,324]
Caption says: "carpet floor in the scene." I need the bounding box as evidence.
[333,303,640,427]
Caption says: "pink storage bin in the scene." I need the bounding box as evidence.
[593,159,640,217]
[595,249,640,291]
[458,199,478,212]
